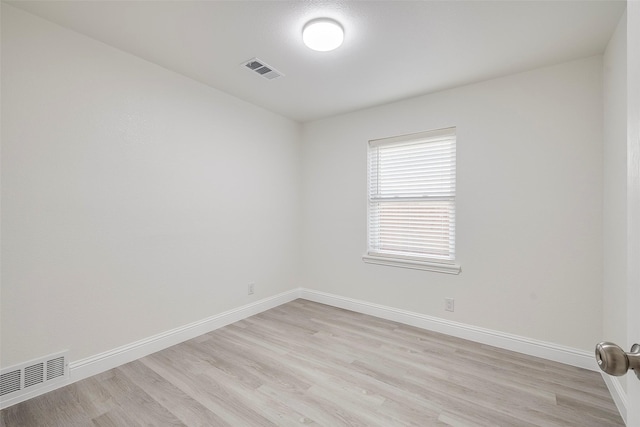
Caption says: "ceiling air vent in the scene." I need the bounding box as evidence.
[243,58,284,80]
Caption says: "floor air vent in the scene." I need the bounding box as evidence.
[24,363,44,388]
[0,351,68,404]
[243,58,284,80]
[0,371,21,397]
[47,357,65,381]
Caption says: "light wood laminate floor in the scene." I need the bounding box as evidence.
[1,300,624,426]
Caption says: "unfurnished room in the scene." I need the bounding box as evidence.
[1,1,639,426]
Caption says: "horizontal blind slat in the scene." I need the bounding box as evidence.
[368,129,456,262]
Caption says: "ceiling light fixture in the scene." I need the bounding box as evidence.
[302,18,344,52]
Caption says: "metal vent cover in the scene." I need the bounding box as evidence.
[243,58,283,80]
[0,370,21,397]
[0,351,68,401]
[24,363,44,388]
[46,357,65,381]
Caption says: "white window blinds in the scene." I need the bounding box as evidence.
[367,127,456,263]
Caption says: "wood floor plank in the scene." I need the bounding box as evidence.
[116,361,229,427]
[219,319,448,425]
[0,299,625,426]
[141,350,276,426]
[94,367,186,426]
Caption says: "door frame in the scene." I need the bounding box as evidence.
[626,1,640,425]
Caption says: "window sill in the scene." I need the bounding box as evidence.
[362,254,461,275]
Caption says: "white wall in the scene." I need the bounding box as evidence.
[1,5,301,367]
[603,11,627,390]
[301,57,604,351]
[0,2,611,371]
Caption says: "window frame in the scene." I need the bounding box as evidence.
[363,127,461,274]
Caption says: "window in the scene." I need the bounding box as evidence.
[363,127,460,274]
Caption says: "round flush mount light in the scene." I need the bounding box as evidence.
[302,18,344,52]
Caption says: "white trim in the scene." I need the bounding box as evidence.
[70,289,299,381]
[369,126,456,147]
[601,374,628,425]
[298,288,596,371]
[626,4,640,425]
[362,254,461,274]
[0,289,300,410]
[2,286,619,418]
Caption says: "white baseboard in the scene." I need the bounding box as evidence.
[602,374,628,425]
[298,288,597,371]
[0,289,300,410]
[70,289,301,382]
[3,287,616,417]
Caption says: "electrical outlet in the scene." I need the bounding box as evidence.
[445,298,455,312]
[248,283,255,295]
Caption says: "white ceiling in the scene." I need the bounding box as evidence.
[7,0,625,123]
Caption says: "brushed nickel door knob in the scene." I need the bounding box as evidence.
[595,341,640,379]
